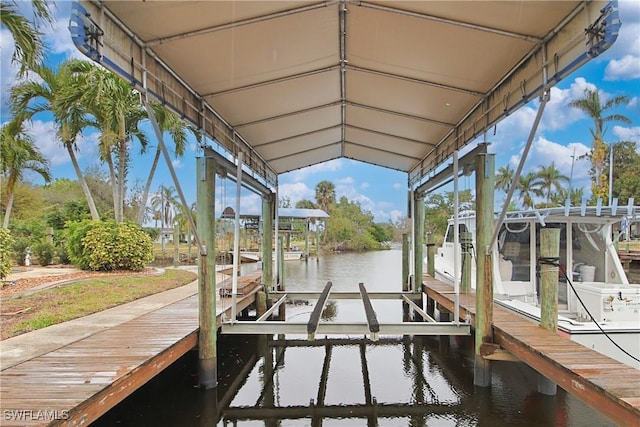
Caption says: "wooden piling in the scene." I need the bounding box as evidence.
[474,153,494,387]
[278,236,286,320]
[278,236,285,291]
[461,231,472,293]
[540,228,560,331]
[196,156,217,388]
[262,193,274,292]
[402,233,410,291]
[305,220,310,260]
[256,290,267,317]
[538,227,560,395]
[426,233,435,278]
[414,193,425,292]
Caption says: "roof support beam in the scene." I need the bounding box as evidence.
[235,101,341,128]
[202,147,271,196]
[253,125,342,148]
[203,66,340,98]
[349,65,484,97]
[146,1,335,47]
[346,140,422,162]
[347,124,436,148]
[353,1,542,43]
[339,0,348,157]
[348,101,455,128]
[266,141,341,163]
[413,143,488,195]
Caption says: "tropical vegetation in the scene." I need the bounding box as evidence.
[568,88,631,203]
[1,1,637,272]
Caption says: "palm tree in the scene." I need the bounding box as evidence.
[315,180,336,213]
[495,165,514,193]
[536,162,569,205]
[0,0,53,76]
[1,122,51,228]
[135,103,199,225]
[81,68,149,222]
[515,172,543,209]
[10,60,101,220]
[568,88,630,202]
[551,187,584,206]
[151,185,178,251]
[174,202,197,260]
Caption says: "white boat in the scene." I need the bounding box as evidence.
[433,205,640,369]
[231,250,306,263]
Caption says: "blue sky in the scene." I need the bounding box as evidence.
[1,1,639,223]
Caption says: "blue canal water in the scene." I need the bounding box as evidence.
[93,248,616,426]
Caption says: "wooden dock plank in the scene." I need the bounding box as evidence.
[0,275,262,427]
[423,277,640,427]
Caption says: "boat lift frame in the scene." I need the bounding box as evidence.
[222,284,470,338]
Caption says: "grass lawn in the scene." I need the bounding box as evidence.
[1,269,197,340]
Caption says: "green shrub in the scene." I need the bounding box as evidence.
[65,220,97,270]
[56,243,70,264]
[0,229,15,280]
[33,242,55,266]
[66,220,154,271]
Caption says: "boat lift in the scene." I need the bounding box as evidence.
[222,281,470,338]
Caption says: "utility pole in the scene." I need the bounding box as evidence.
[608,143,614,205]
[568,147,576,202]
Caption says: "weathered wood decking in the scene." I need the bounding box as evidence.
[0,272,262,427]
[423,275,640,427]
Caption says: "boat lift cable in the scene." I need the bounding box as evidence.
[490,92,549,254]
[543,259,640,364]
[142,99,203,255]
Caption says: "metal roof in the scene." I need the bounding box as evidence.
[221,207,330,219]
[70,1,620,190]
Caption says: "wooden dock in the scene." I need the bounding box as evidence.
[0,272,262,427]
[423,275,640,427]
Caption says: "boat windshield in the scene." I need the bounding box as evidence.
[498,220,618,304]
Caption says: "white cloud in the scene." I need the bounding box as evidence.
[605,55,640,80]
[46,15,85,60]
[24,120,67,166]
[613,125,640,145]
[388,209,403,223]
[360,182,369,189]
[278,182,314,206]
[0,29,19,117]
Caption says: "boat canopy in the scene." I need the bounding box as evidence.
[70,1,620,190]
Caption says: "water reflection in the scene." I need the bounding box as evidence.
[94,249,615,426]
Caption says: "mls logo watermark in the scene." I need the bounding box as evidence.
[4,409,70,421]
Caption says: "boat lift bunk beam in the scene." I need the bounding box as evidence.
[221,288,470,338]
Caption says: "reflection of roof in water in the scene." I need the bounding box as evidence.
[221,207,329,220]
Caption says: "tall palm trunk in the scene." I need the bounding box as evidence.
[2,170,19,228]
[117,140,128,223]
[104,150,119,222]
[136,148,162,225]
[66,142,100,220]
[2,188,16,229]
